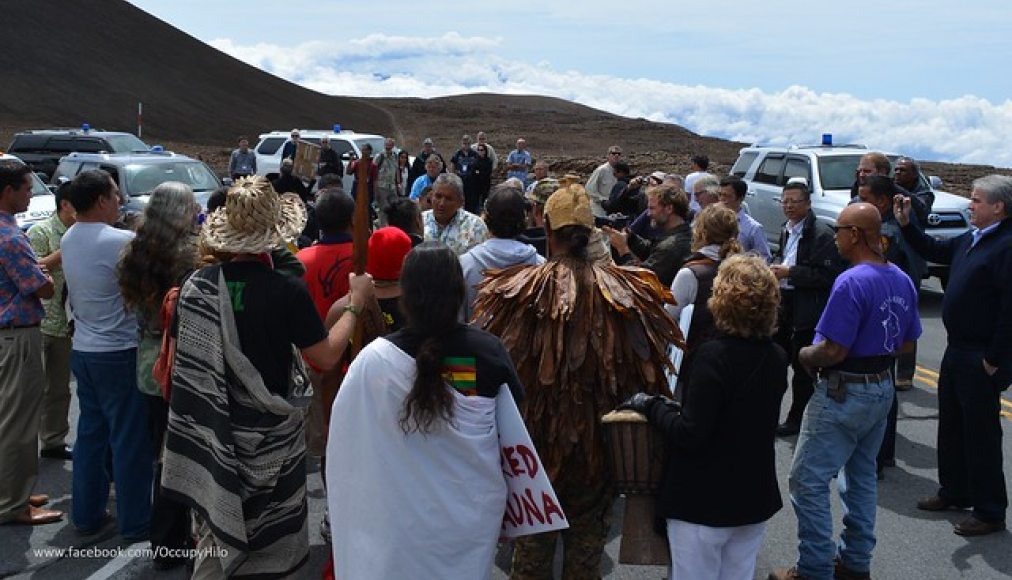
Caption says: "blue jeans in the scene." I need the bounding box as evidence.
[71,349,153,540]
[788,374,892,580]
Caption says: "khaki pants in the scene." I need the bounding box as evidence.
[39,333,72,449]
[0,327,44,523]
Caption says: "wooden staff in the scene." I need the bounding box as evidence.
[351,149,372,356]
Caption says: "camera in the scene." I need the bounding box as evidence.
[595,214,631,230]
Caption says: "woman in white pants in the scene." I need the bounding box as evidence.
[622,255,788,580]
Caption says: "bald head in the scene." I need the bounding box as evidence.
[836,203,884,261]
[843,203,882,232]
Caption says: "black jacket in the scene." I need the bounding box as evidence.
[465,156,493,198]
[902,217,1012,381]
[271,174,311,203]
[647,335,787,526]
[773,210,846,331]
[317,148,342,177]
[627,222,692,287]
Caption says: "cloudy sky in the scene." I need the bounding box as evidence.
[127,1,1012,166]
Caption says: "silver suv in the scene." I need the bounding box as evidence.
[51,150,222,211]
[730,143,970,285]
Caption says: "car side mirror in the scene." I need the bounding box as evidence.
[221,177,234,187]
[928,176,943,190]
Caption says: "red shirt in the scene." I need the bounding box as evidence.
[296,235,354,321]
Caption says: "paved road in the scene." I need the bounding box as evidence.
[3,279,1011,579]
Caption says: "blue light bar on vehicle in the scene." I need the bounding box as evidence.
[822,133,832,146]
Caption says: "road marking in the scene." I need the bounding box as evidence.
[84,542,147,580]
[913,367,1012,414]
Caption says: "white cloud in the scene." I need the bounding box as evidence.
[210,35,1012,167]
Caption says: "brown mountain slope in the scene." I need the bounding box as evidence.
[1,0,1007,195]
[0,0,393,140]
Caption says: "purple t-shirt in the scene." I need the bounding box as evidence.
[815,262,922,357]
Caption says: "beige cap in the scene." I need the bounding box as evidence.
[201,176,307,255]
[544,183,594,230]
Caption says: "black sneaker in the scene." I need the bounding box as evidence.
[40,445,73,460]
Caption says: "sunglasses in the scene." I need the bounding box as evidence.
[831,224,861,233]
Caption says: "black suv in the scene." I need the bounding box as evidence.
[7,129,150,178]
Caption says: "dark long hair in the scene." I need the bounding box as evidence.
[398,242,466,433]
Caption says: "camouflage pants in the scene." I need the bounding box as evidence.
[510,468,614,580]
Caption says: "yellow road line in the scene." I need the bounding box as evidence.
[913,368,1012,413]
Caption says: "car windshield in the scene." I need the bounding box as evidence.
[355,138,385,154]
[123,162,219,195]
[30,171,49,196]
[104,134,151,153]
[817,155,865,190]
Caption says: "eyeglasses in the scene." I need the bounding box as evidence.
[609,151,622,156]
[831,224,861,234]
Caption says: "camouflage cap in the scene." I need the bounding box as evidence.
[526,178,560,205]
[544,183,594,230]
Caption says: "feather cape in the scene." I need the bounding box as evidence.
[473,256,684,480]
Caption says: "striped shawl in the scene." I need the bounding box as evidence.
[161,265,310,578]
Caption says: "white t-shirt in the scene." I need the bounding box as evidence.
[62,222,138,352]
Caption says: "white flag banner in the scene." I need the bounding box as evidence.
[496,385,569,538]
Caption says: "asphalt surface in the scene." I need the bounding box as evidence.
[2,278,1011,580]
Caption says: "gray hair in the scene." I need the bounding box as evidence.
[117,181,198,311]
[972,174,1012,214]
[695,174,720,194]
[433,172,464,199]
[146,181,197,230]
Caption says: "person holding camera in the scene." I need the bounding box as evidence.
[897,175,1012,537]
[603,184,692,286]
[601,162,646,218]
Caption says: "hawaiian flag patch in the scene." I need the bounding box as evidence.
[443,356,478,396]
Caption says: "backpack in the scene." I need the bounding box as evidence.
[152,286,180,401]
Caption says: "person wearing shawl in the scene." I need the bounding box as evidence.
[472,183,684,579]
[160,176,374,578]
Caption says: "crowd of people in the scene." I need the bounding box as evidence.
[1,133,1011,580]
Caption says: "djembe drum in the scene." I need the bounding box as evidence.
[601,409,670,565]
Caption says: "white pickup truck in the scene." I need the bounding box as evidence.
[730,143,971,287]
